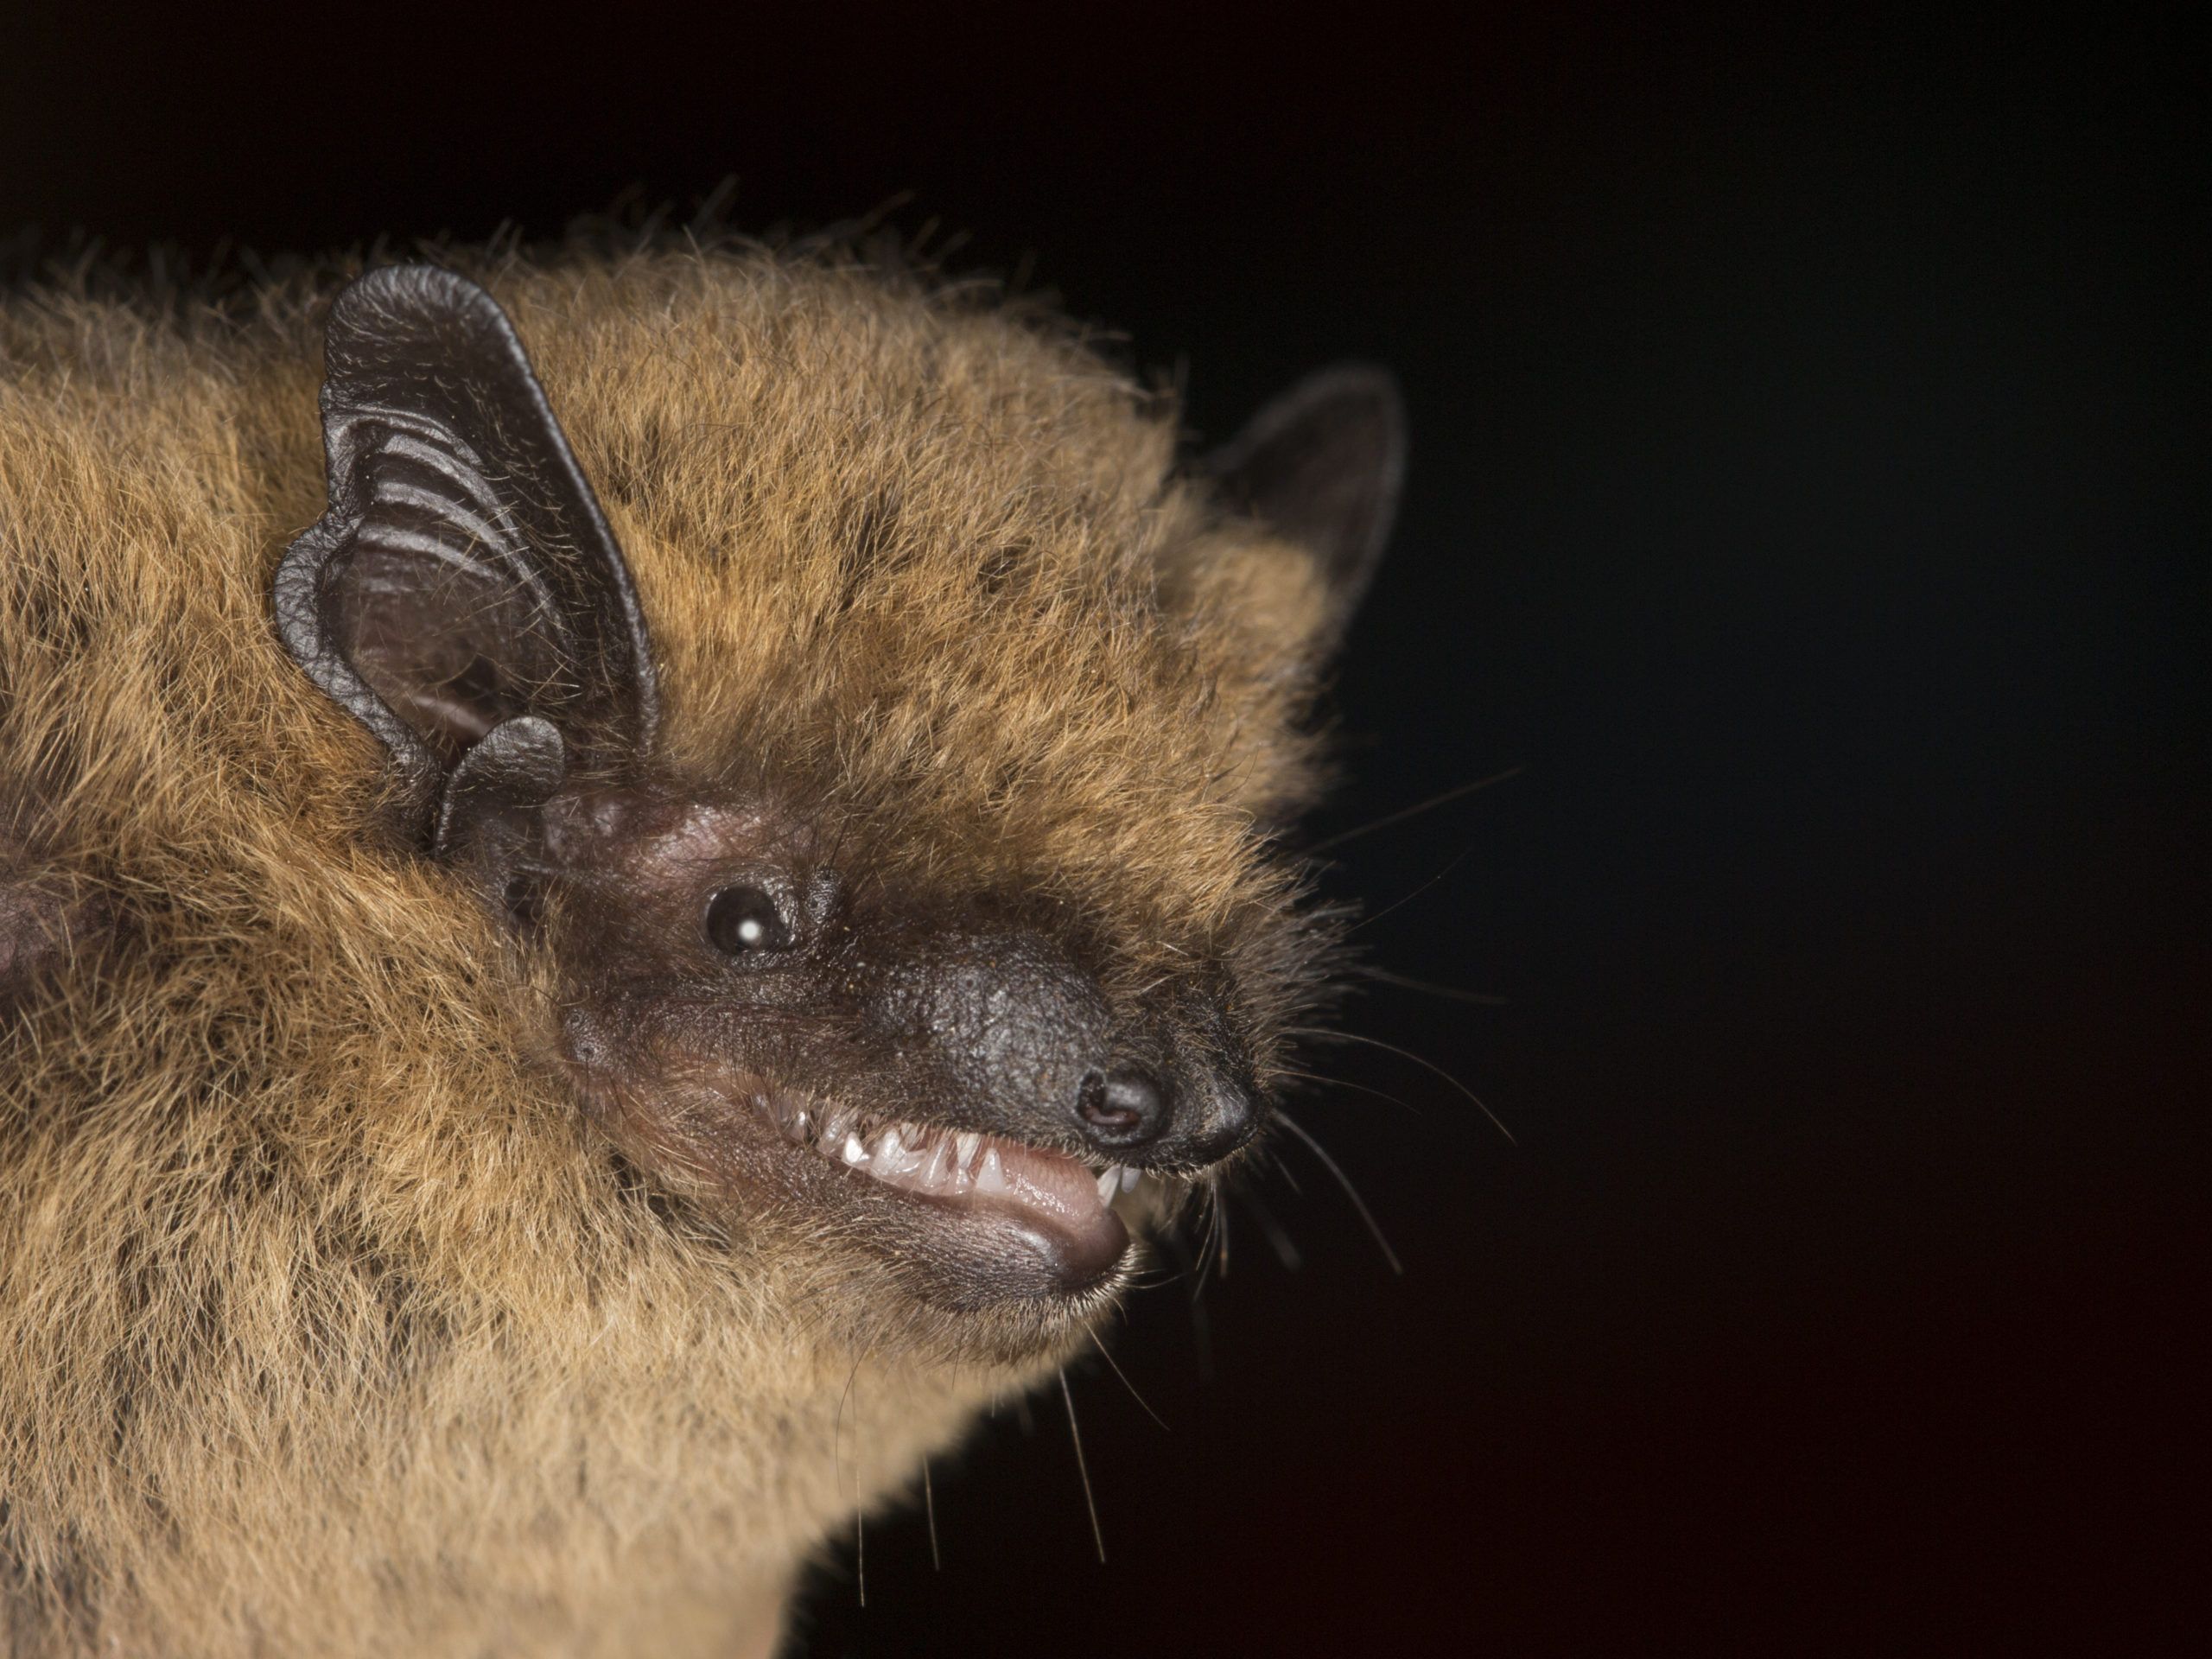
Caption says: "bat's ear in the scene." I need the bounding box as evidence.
[275,265,658,859]
[1206,364,1407,653]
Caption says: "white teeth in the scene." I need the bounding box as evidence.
[874,1125,927,1178]
[792,1109,1116,1215]
[1120,1166,1142,1193]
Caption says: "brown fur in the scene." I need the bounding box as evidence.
[0,243,1338,1655]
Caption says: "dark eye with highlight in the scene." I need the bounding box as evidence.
[705,885,793,956]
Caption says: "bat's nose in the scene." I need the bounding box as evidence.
[871,925,1257,1170]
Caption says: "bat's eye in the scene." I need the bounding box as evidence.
[705,885,793,956]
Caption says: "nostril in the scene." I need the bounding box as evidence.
[1076,1067,1169,1147]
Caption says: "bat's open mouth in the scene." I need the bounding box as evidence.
[758,1092,1151,1293]
[559,1022,1202,1321]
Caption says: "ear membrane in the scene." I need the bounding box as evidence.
[1206,364,1407,650]
[274,264,657,840]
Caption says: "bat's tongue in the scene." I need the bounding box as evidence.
[953,1137,1117,1231]
[869,1129,1130,1276]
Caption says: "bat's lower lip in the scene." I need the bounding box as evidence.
[559,1030,1160,1314]
[756,1092,1140,1294]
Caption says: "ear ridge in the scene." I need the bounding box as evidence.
[1206,362,1407,650]
[274,264,658,839]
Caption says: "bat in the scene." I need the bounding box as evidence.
[0,239,1402,1656]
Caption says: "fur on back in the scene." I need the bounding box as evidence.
[0,245,1335,1655]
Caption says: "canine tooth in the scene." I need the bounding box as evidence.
[841,1131,868,1166]
[976,1147,1007,1194]
[1096,1167,1120,1204]
[954,1131,981,1170]
[1121,1165,1142,1193]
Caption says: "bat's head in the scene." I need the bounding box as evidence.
[276,261,1402,1362]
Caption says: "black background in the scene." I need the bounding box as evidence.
[5,7,2204,1653]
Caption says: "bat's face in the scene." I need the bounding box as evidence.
[276,263,1402,1360]
[537,784,1249,1329]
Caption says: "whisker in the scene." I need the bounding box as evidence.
[1287,1027,1516,1144]
[1274,1111,1404,1275]
[1059,1368,1107,1563]
[1279,1066,1424,1119]
[1346,845,1477,937]
[834,1353,865,1502]
[1192,1176,1226,1300]
[1306,765,1523,854]
[1240,1187,1304,1271]
[922,1457,941,1571]
[833,1344,885,1607]
[1158,1231,1215,1382]
[1360,966,1511,1007]
[1088,1328,1171,1431]
[1120,1266,1185,1292]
